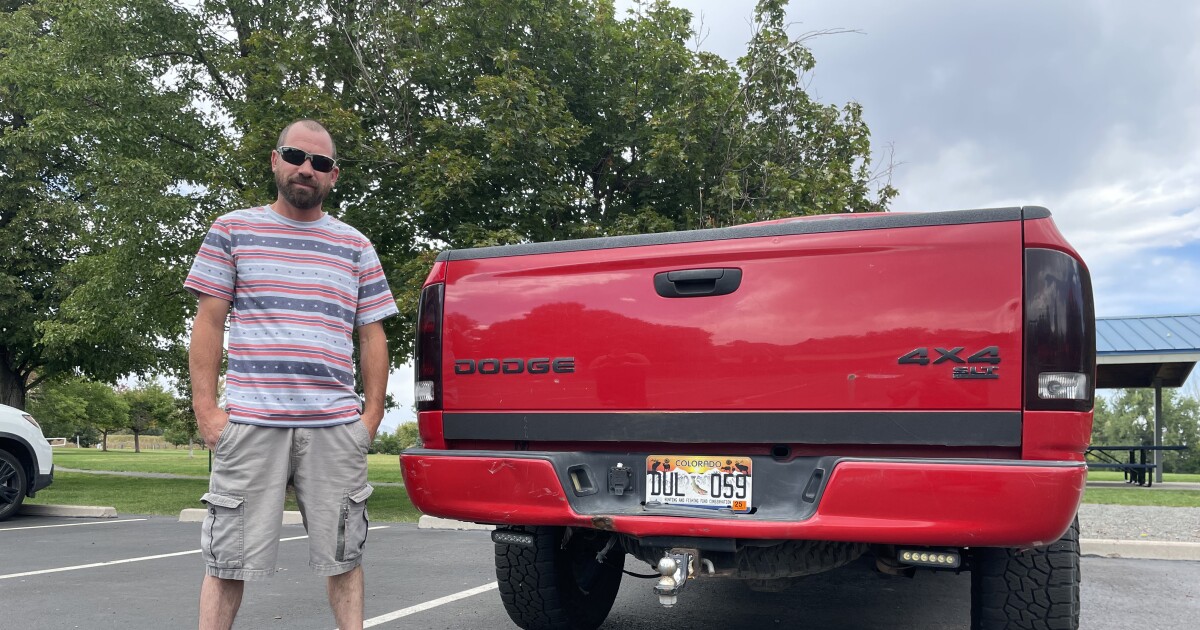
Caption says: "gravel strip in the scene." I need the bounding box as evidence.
[54,467,404,486]
[55,466,208,480]
[1079,503,1200,543]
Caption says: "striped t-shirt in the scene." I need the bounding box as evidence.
[184,205,398,427]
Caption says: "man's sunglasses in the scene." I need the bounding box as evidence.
[276,146,337,173]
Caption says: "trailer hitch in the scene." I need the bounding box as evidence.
[653,548,700,607]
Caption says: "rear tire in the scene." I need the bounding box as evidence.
[970,516,1080,630]
[0,448,29,522]
[495,526,625,630]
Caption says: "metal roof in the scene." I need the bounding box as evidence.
[1096,315,1200,388]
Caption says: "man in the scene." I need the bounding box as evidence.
[186,119,397,630]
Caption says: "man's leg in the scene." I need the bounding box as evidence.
[199,575,244,630]
[328,565,365,630]
[293,421,372,627]
[198,423,291,628]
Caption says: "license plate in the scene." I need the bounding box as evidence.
[645,455,753,512]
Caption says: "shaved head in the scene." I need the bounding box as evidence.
[277,119,337,159]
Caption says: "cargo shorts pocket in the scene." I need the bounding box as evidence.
[336,484,374,562]
[349,419,371,453]
[201,492,245,569]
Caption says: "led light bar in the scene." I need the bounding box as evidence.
[491,530,536,547]
[898,549,961,569]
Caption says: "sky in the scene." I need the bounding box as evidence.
[384,0,1200,431]
[663,0,1200,315]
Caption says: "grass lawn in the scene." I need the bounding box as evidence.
[53,449,213,475]
[1082,487,1200,507]
[29,472,211,516]
[28,471,422,522]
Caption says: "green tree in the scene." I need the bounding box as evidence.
[26,377,90,443]
[1092,389,1200,474]
[396,421,421,451]
[0,0,219,409]
[27,377,129,451]
[322,0,891,354]
[121,383,176,453]
[369,422,422,455]
[163,396,200,456]
[3,0,893,406]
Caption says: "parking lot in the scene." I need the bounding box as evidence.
[3,513,1198,629]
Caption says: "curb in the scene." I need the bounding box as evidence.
[179,508,304,525]
[19,504,117,518]
[417,515,495,531]
[1080,538,1200,561]
[413,517,1200,561]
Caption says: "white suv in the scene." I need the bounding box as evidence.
[0,403,54,521]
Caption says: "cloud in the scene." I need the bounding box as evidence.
[654,1,1200,319]
[381,363,416,433]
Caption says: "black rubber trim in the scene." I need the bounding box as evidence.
[441,411,1022,447]
[435,207,1044,262]
[32,470,53,495]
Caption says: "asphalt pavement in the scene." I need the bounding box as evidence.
[3,513,1198,629]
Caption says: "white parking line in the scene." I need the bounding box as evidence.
[0,525,390,580]
[0,518,149,532]
[360,581,500,628]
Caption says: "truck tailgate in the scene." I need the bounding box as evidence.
[440,218,1023,413]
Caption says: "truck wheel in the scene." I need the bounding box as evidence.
[0,449,28,522]
[970,516,1080,630]
[495,526,625,630]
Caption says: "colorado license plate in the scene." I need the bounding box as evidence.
[645,455,753,512]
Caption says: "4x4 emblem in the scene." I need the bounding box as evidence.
[898,346,1000,379]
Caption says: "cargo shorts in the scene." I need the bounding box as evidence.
[200,420,374,581]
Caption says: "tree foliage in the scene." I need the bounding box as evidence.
[120,382,176,453]
[2,0,894,407]
[26,376,129,450]
[370,422,422,455]
[162,396,200,455]
[1092,389,1200,473]
[1,0,220,408]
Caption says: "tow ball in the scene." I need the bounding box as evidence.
[653,548,703,607]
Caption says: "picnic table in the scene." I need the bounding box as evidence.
[1084,445,1189,487]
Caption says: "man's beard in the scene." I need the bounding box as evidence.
[276,171,330,210]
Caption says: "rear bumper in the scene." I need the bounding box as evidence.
[401,450,1085,548]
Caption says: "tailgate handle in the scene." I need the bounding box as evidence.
[654,268,743,298]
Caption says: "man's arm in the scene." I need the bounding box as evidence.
[357,321,389,440]
[190,294,232,448]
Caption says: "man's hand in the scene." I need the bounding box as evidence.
[360,409,384,442]
[197,407,231,450]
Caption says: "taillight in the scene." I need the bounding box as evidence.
[415,283,444,411]
[1024,248,1095,411]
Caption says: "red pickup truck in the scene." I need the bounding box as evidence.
[401,206,1095,630]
